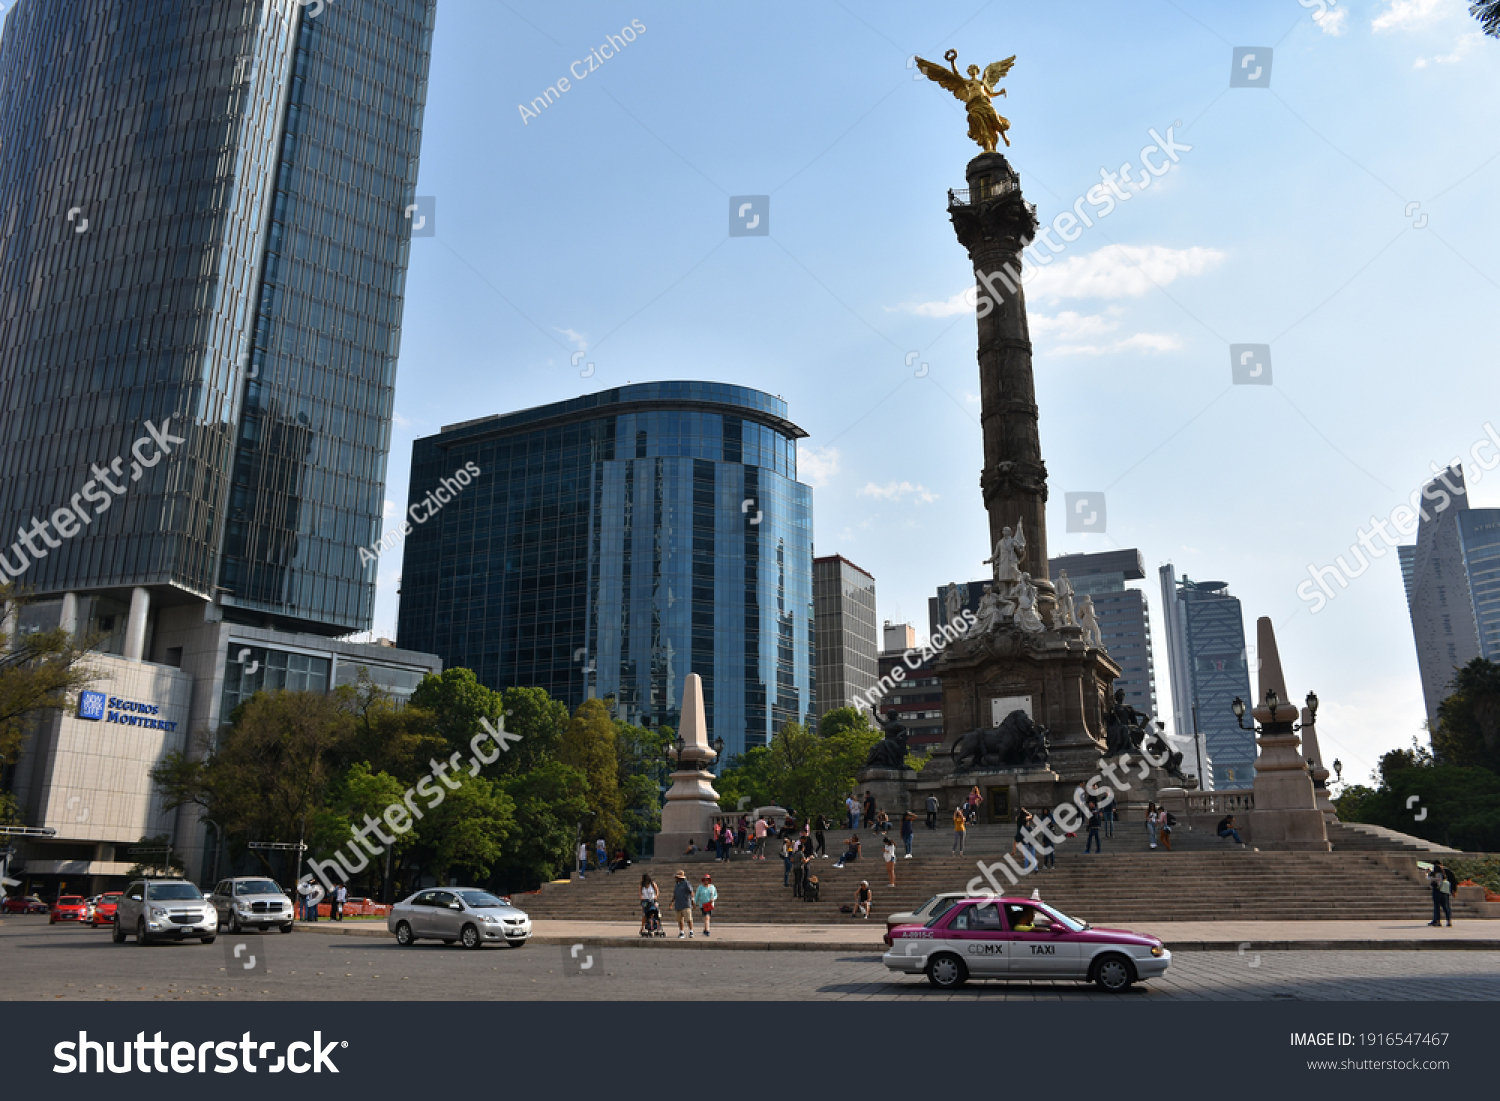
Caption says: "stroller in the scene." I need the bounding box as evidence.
[640,901,666,937]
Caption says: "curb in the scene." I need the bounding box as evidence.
[289,923,1500,953]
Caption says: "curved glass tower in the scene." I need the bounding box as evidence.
[396,382,817,763]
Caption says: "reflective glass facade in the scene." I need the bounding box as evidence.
[0,0,434,634]
[397,382,817,763]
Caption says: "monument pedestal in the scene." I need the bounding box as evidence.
[1244,618,1330,851]
[856,767,918,819]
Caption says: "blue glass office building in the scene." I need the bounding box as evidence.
[396,383,817,763]
[0,0,434,635]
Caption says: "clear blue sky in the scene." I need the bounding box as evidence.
[381,0,1500,786]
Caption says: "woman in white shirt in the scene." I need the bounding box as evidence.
[1145,803,1160,850]
[639,874,659,936]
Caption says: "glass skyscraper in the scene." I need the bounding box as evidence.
[1159,565,1254,790]
[1398,465,1500,732]
[812,555,878,720]
[396,383,817,764]
[0,0,441,892]
[0,0,434,636]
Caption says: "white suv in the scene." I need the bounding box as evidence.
[209,877,295,934]
[114,879,218,945]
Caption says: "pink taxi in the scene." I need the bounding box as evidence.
[882,896,1170,991]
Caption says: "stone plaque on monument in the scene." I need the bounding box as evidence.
[990,696,1032,725]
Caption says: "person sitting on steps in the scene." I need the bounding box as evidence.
[832,834,861,868]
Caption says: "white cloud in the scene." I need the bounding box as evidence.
[1028,244,1226,301]
[858,480,938,504]
[1029,307,1125,341]
[1030,307,1180,355]
[798,445,840,487]
[897,286,979,317]
[392,411,412,429]
[555,327,588,350]
[383,499,399,520]
[1048,331,1183,357]
[1314,8,1347,35]
[1415,31,1483,66]
[1372,0,1446,32]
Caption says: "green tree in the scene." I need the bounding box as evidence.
[340,671,445,784]
[408,667,502,752]
[616,721,672,854]
[559,698,624,849]
[1473,0,1500,38]
[716,745,774,813]
[403,771,515,885]
[0,585,102,770]
[1433,657,1500,773]
[1340,747,1500,852]
[493,686,570,776]
[495,760,590,890]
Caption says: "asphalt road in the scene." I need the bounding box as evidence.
[4,916,1500,1001]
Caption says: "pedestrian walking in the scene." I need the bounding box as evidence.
[596,837,609,872]
[965,785,981,824]
[882,834,897,886]
[754,815,769,859]
[863,791,877,829]
[815,815,827,857]
[1428,862,1453,927]
[901,811,915,858]
[1039,812,1056,869]
[781,836,795,886]
[639,873,660,936]
[1102,799,1115,838]
[1145,802,1159,850]
[1015,807,1035,864]
[925,794,939,830]
[695,873,718,937]
[333,882,347,920]
[577,840,589,878]
[298,879,319,921]
[1084,801,1103,854]
[1217,814,1245,847]
[794,846,813,899]
[854,880,872,919]
[1160,809,1174,851]
[672,870,695,938]
[846,793,860,831]
[951,806,967,855]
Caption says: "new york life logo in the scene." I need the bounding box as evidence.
[78,692,106,721]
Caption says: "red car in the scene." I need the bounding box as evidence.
[2,894,49,914]
[50,896,90,924]
[89,892,123,927]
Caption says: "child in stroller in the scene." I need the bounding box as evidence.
[639,874,667,937]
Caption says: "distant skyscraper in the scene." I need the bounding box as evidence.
[1048,549,1159,720]
[875,622,944,748]
[813,555,878,720]
[396,382,816,765]
[1398,465,1500,732]
[1159,566,1254,790]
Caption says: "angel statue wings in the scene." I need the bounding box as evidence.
[914,50,1016,152]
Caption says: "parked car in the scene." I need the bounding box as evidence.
[89,892,124,927]
[386,887,531,949]
[884,891,968,947]
[208,877,295,934]
[113,879,217,944]
[882,896,1170,991]
[1,895,49,915]
[49,896,90,924]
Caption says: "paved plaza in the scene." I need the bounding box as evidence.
[4,917,1499,1002]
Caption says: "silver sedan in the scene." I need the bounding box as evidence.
[386,888,531,949]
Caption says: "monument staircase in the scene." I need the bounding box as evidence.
[518,820,1484,927]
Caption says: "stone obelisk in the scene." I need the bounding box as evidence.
[1246,618,1330,850]
[654,672,720,862]
[949,153,1055,620]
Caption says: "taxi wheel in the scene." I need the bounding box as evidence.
[925,953,968,990]
[1093,954,1136,992]
[395,921,416,946]
[460,924,482,950]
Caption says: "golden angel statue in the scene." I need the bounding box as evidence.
[915,49,1016,152]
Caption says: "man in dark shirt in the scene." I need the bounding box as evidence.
[1085,801,1103,854]
[863,792,877,829]
[1217,815,1245,846]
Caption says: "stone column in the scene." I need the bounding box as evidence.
[655,672,721,862]
[1246,617,1330,850]
[59,592,79,638]
[948,152,1054,617]
[124,586,150,662]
